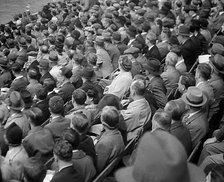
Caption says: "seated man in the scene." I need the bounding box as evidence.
[120,79,152,141]
[164,100,192,156]
[51,140,84,182]
[151,110,172,132]
[22,107,54,162]
[104,55,133,99]
[182,86,208,148]
[95,106,125,172]
[61,128,96,182]
[45,96,70,141]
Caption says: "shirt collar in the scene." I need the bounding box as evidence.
[58,164,73,172]
[14,75,23,80]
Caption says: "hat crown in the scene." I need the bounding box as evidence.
[186,87,203,105]
[132,131,190,182]
[9,91,24,111]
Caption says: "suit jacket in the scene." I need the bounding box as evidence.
[22,126,54,157]
[39,72,55,84]
[145,45,161,61]
[0,70,12,88]
[161,66,180,96]
[51,165,84,182]
[34,99,50,124]
[58,81,75,103]
[196,32,208,54]
[147,76,167,109]
[121,98,152,141]
[95,129,125,172]
[10,76,28,92]
[209,74,224,104]
[182,110,208,148]
[72,150,96,182]
[181,38,199,71]
[157,41,170,59]
[44,115,70,141]
[170,121,192,156]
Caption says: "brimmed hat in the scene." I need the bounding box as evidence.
[182,86,207,107]
[212,35,224,47]
[124,47,140,54]
[211,43,224,56]
[38,59,49,68]
[9,91,24,111]
[102,31,111,41]
[20,90,33,108]
[115,130,205,182]
[49,51,58,62]
[0,57,8,68]
[143,58,161,76]
[6,122,23,145]
[209,54,224,75]
[119,56,132,71]
[178,25,190,36]
[94,36,104,46]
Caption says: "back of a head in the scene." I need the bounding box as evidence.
[61,128,80,149]
[12,62,22,73]
[152,110,172,131]
[49,96,64,115]
[131,79,146,96]
[43,78,56,92]
[6,122,23,146]
[72,89,87,105]
[28,68,39,80]
[101,106,119,129]
[180,73,196,89]
[71,112,89,134]
[26,107,43,126]
[53,139,73,162]
[164,100,185,121]
[197,63,211,81]
[36,87,47,100]
[97,94,122,111]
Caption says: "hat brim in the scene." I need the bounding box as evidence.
[115,163,205,182]
[182,93,207,107]
[209,58,224,75]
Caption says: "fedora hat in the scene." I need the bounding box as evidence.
[115,130,205,182]
[178,25,190,36]
[9,91,24,111]
[0,57,8,68]
[182,86,207,107]
[209,54,224,75]
[20,90,33,108]
[143,58,161,76]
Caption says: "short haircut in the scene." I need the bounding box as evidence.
[12,62,21,73]
[101,106,119,129]
[153,110,171,131]
[72,89,87,105]
[53,140,73,162]
[61,128,80,149]
[28,68,39,80]
[73,53,84,65]
[97,94,122,111]
[36,87,47,100]
[131,80,146,96]
[197,63,211,81]
[164,100,185,121]
[25,107,43,126]
[180,73,196,89]
[71,112,89,134]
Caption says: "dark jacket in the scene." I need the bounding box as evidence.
[10,76,28,92]
[145,45,161,61]
[58,82,75,103]
[50,165,84,182]
[34,99,50,124]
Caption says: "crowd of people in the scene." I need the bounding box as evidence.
[0,0,224,181]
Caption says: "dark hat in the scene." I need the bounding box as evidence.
[71,30,81,39]
[80,66,95,80]
[127,26,137,36]
[177,25,190,36]
[92,23,102,30]
[49,96,64,114]
[41,18,48,24]
[211,43,224,56]
[60,67,72,78]
[112,32,121,42]
[38,59,49,68]
[189,4,198,11]
[94,36,104,46]
[0,57,8,67]
[8,53,18,61]
[115,130,205,182]
[182,86,207,107]
[20,90,33,108]
[200,18,208,28]
[104,13,113,19]
[102,31,111,41]
[136,9,146,16]
[212,35,224,47]
[120,56,132,71]
[6,122,23,145]
[209,54,224,75]
[169,35,180,45]
[49,51,58,62]
[9,91,24,111]
[124,47,140,54]
[143,58,161,76]
[19,37,27,47]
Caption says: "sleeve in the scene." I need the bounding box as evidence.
[151,82,167,109]
[215,126,224,142]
